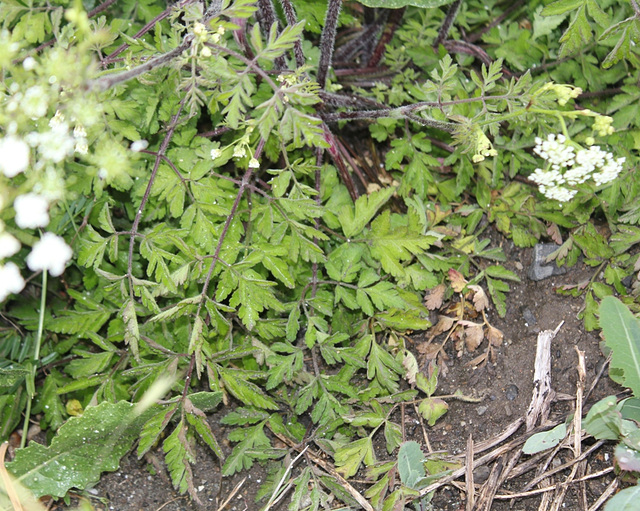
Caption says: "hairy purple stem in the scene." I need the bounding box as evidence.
[434,0,461,48]
[279,0,306,68]
[367,8,404,68]
[92,35,194,91]
[322,125,358,201]
[317,0,342,89]
[257,0,287,70]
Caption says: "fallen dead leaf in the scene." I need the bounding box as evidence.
[424,283,446,310]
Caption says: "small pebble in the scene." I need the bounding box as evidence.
[473,466,491,484]
[505,384,519,401]
[595,358,607,375]
[477,406,488,416]
[522,307,537,326]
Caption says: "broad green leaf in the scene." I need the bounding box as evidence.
[584,395,623,440]
[397,441,426,489]
[604,484,640,511]
[334,437,375,478]
[522,423,567,454]
[600,297,640,397]
[7,401,153,498]
[418,397,448,426]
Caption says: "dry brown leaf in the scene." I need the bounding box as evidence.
[546,223,563,245]
[465,351,488,367]
[464,324,484,351]
[468,285,489,312]
[431,315,455,336]
[448,268,467,293]
[402,350,419,384]
[424,283,446,310]
[486,324,504,346]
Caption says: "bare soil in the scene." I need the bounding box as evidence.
[55,232,622,511]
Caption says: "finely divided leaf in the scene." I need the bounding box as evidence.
[338,187,396,238]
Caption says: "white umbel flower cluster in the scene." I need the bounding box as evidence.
[0,135,30,177]
[529,134,625,202]
[26,232,73,277]
[0,262,25,302]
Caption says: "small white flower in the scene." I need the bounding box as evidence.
[130,140,149,152]
[23,56,36,71]
[193,22,206,35]
[0,232,20,258]
[210,148,222,160]
[14,193,49,229]
[21,85,48,119]
[593,157,625,186]
[26,232,73,277]
[0,136,30,177]
[49,110,65,128]
[544,185,577,202]
[75,139,88,155]
[575,145,606,172]
[248,157,260,168]
[201,46,212,58]
[73,125,87,139]
[233,145,246,158]
[27,124,75,162]
[534,134,575,169]
[0,262,25,302]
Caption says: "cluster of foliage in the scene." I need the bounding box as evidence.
[0,0,639,509]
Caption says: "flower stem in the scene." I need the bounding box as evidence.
[21,269,47,449]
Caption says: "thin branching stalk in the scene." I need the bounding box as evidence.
[21,269,47,449]
[127,94,189,300]
[102,0,196,65]
[434,0,461,47]
[196,138,267,305]
[317,0,342,89]
[467,0,527,43]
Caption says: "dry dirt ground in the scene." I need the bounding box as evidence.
[55,232,623,511]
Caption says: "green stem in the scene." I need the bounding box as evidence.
[21,269,47,449]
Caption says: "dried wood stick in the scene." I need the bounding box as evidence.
[527,322,564,431]
[465,435,475,511]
